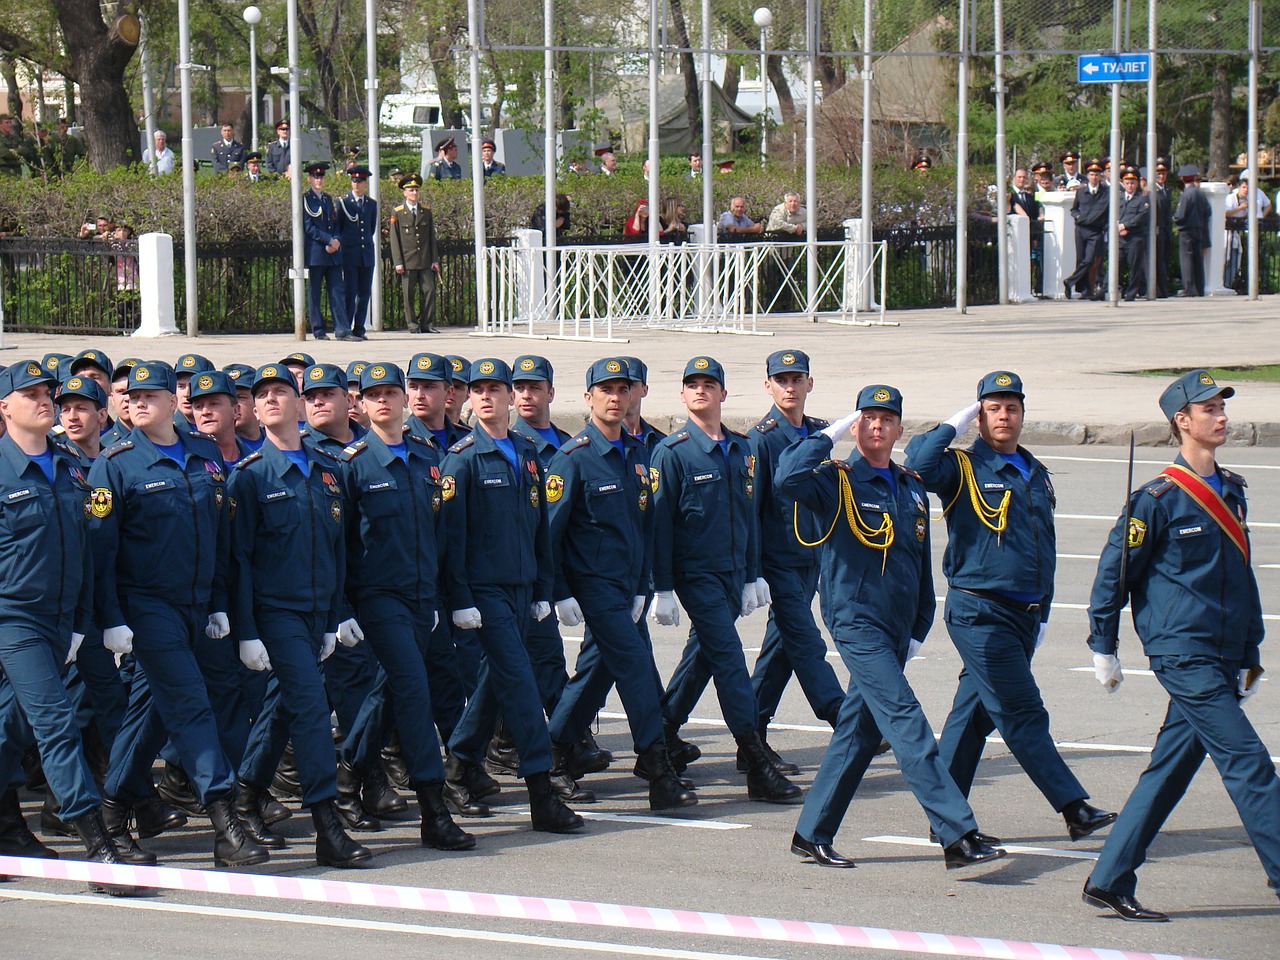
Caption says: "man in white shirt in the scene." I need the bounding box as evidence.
[142,130,175,174]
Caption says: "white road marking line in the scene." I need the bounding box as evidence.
[0,889,784,960]
[1053,513,1280,529]
[1041,454,1280,472]
[862,835,1100,862]
[1057,553,1100,560]
[1070,666,1157,677]
[502,806,751,830]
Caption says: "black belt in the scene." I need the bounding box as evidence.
[954,587,1041,613]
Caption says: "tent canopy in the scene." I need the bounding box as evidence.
[595,74,757,154]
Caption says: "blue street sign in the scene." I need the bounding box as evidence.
[1078,53,1151,84]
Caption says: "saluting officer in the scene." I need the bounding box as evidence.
[781,385,1004,872]
[87,361,268,868]
[440,358,584,833]
[653,357,800,804]
[228,365,373,868]
[543,358,696,810]
[303,161,349,340]
[388,173,440,334]
[336,165,377,341]
[1082,371,1280,922]
[905,372,1116,842]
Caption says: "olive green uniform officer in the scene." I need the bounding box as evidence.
[388,173,440,334]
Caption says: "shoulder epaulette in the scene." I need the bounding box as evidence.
[235,450,264,470]
[900,465,923,480]
[311,444,340,462]
[726,426,749,440]
[393,204,406,213]
[448,435,476,454]
[666,431,690,446]
[564,434,591,453]
[50,424,67,437]
[754,417,777,434]
[407,432,432,447]
[341,440,368,461]
[1143,476,1174,497]
[103,439,134,458]
[1220,466,1247,487]
[809,416,830,429]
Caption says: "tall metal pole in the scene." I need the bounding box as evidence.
[804,0,818,317]
[286,0,306,339]
[178,0,199,335]
[647,0,660,247]
[543,0,557,324]
[700,0,713,241]
[859,0,872,310]
[955,0,970,313]
[244,6,261,152]
[1145,0,1156,300]
[365,0,384,330]
[754,7,772,167]
[994,0,1008,304]
[1107,0,1122,305]
[1247,0,1259,300]
[468,0,488,331]
[140,17,158,175]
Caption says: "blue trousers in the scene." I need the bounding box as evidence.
[796,628,978,847]
[324,641,379,737]
[938,590,1085,811]
[548,586,663,753]
[343,594,445,785]
[308,262,348,337]
[343,262,373,336]
[239,609,337,804]
[0,625,100,820]
[525,613,569,716]
[660,570,760,738]
[1090,654,1280,896]
[66,625,127,747]
[751,563,843,726]
[104,598,235,805]
[448,583,552,776]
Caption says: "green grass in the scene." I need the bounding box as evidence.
[1134,365,1280,382]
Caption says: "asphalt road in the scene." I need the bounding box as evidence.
[3,445,1278,960]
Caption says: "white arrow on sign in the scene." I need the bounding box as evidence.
[1084,61,1099,75]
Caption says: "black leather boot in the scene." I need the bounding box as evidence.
[362,765,410,819]
[485,719,521,777]
[157,762,207,817]
[663,720,700,771]
[566,731,612,779]
[526,771,584,833]
[381,737,411,791]
[417,782,477,850]
[550,743,596,804]
[735,722,800,776]
[39,791,76,839]
[100,796,158,864]
[208,797,270,868]
[312,798,373,868]
[336,761,381,832]
[71,809,149,896]
[736,731,802,804]
[638,743,697,811]
[256,789,292,826]
[1,787,59,858]
[633,749,695,789]
[271,743,302,799]
[134,785,188,838]
[232,782,288,849]
[443,752,491,818]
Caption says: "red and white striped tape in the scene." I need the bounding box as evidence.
[0,855,1219,960]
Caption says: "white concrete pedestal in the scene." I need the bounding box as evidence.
[1039,192,1077,299]
[1201,182,1236,296]
[1006,214,1035,303]
[133,232,180,337]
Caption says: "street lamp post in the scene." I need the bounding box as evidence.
[243,6,261,152]
[753,7,772,166]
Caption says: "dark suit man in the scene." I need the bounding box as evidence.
[1151,158,1173,297]
[1116,167,1150,300]
[265,120,291,177]
[1173,165,1212,296]
[388,173,440,334]
[1065,159,1109,299]
[336,166,377,341]
[302,162,349,340]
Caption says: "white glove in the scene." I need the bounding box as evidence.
[907,638,924,660]
[943,401,982,436]
[1035,622,1048,650]
[740,583,759,618]
[66,633,85,665]
[652,591,679,626]
[752,578,772,608]
[239,639,272,672]
[103,625,134,667]
[821,409,861,442]
[556,598,584,627]
[205,612,230,639]
[1092,652,1124,692]
[453,607,483,630]
[631,595,647,623]
[1239,667,1261,702]
[532,601,552,622]
[320,633,337,661]
[336,618,364,648]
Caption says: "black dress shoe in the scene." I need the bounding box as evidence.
[1063,800,1117,840]
[314,332,329,340]
[1082,882,1168,921]
[1063,283,1072,300]
[929,827,1002,847]
[944,831,1005,869]
[790,832,855,868]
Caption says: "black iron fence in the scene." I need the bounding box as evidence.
[0,238,141,335]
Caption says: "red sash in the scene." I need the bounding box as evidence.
[1160,464,1249,563]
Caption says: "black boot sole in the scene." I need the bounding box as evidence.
[317,850,375,868]
[1068,812,1117,841]
[747,788,803,805]
[422,833,477,851]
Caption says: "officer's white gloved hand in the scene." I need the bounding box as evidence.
[1093,652,1124,692]
[652,591,680,626]
[752,578,772,609]
[1238,667,1261,702]
[205,612,231,640]
[531,601,552,622]
[453,607,483,630]
[239,639,272,672]
[821,409,861,442]
[66,633,85,665]
[1035,622,1049,650]
[631,596,647,623]
[555,598,584,627]
[320,633,337,661]
[336,618,364,648]
[944,401,982,437]
[907,638,924,660]
[103,625,134,667]
[740,583,759,618]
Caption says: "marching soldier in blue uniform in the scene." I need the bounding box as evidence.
[174,352,215,431]
[653,356,800,804]
[101,358,139,448]
[406,353,463,449]
[303,161,349,340]
[336,165,377,341]
[1082,371,1280,921]
[87,361,268,868]
[228,365,373,867]
[440,358,584,833]
[543,358,696,810]
[905,371,1115,842]
[781,385,1005,871]
[0,361,145,895]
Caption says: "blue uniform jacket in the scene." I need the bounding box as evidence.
[340,428,443,607]
[87,429,230,626]
[0,434,94,636]
[303,189,341,267]
[631,418,666,452]
[749,405,829,574]
[336,192,379,267]
[905,426,1056,619]
[301,421,366,460]
[1087,454,1264,666]
[408,416,463,451]
[650,420,760,593]
[439,426,552,609]
[777,435,933,642]
[512,417,572,473]
[545,422,653,602]
[227,442,347,640]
